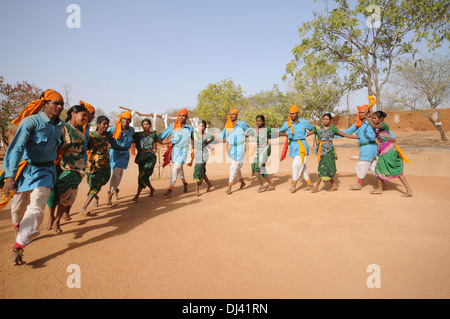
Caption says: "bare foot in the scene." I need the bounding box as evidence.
[266,185,275,191]
[402,190,414,197]
[46,216,55,231]
[62,212,71,221]
[370,188,383,195]
[239,181,246,190]
[115,189,120,200]
[349,183,362,190]
[93,196,99,207]
[206,184,213,192]
[149,187,155,197]
[80,209,91,216]
[183,183,189,193]
[329,183,339,192]
[256,185,266,193]
[131,196,138,202]
[310,185,319,193]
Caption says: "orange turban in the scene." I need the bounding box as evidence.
[224,109,238,132]
[289,105,299,114]
[174,108,188,131]
[356,96,376,128]
[287,105,299,129]
[79,101,95,133]
[12,89,64,126]
[80,100,95,113]
[112,111,132,139]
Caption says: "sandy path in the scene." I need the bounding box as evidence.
[0,132,449,299]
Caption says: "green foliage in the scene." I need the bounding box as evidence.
[285,0,449,111]
[195,79,246,128]
[0,76,43,145]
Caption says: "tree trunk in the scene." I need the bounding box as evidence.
[415,109,447,142]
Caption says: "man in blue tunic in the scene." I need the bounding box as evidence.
[158,108,194,197]
[278,105,315,193]
[341,96,395,190]
[2,89,64,265]
[107,111,134,204]
[217,109,250,194]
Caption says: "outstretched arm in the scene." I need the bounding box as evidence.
[336,130,357,139]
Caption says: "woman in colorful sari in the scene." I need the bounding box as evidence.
[131,119,160,201]
[188,119,214,196]
[365,111,413,197]
[248,115,275,193]
[79,116,112,215]
[46,104,89,233]
[309,113,356,193]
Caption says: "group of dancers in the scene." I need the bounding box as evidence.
[0,90,413,265]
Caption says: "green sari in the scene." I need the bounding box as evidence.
[313,125,339,182]
[86,131,112,196]
[47,123,86,208]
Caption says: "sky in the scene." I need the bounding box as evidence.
[0,0,330,115]
[0,1,446,116]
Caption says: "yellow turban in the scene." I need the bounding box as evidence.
[12,89,64,126]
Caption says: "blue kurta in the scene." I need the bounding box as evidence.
[217,120,250,139]
[158,124,194,164]
[226,126,247,162]
[342,121,396,161]
[278,119,315,157]
[108,126,135,169]
[3,112,64,192]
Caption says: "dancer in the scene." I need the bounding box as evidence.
[158,108,194,196]
[310,113,356,193]
[79,116,113,215]
[107,111,134,205]
[217,109,250,194]
[248,115,274,192]
[342,96,395,190]
[61,100,95,221]
[278,105,315,193]
[46,104,89,233]
[365,111,413,196]
[188,119,215,196]
[131,119,159,201]
[2,89,64,265]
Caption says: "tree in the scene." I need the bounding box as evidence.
[195,79,246,128]
[240,85,291,128]
[0,76,43,146]
[384,54,449,141]
[285,55,349,123]
[285,0,449,111]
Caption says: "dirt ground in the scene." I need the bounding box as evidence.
[0,130,449,299]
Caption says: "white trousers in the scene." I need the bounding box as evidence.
[356,160,377,180]
[229,161,243,183]
[109,167,125,193]
[10,186,51,246]
[292,156,310,182]
[170,163,185,187]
